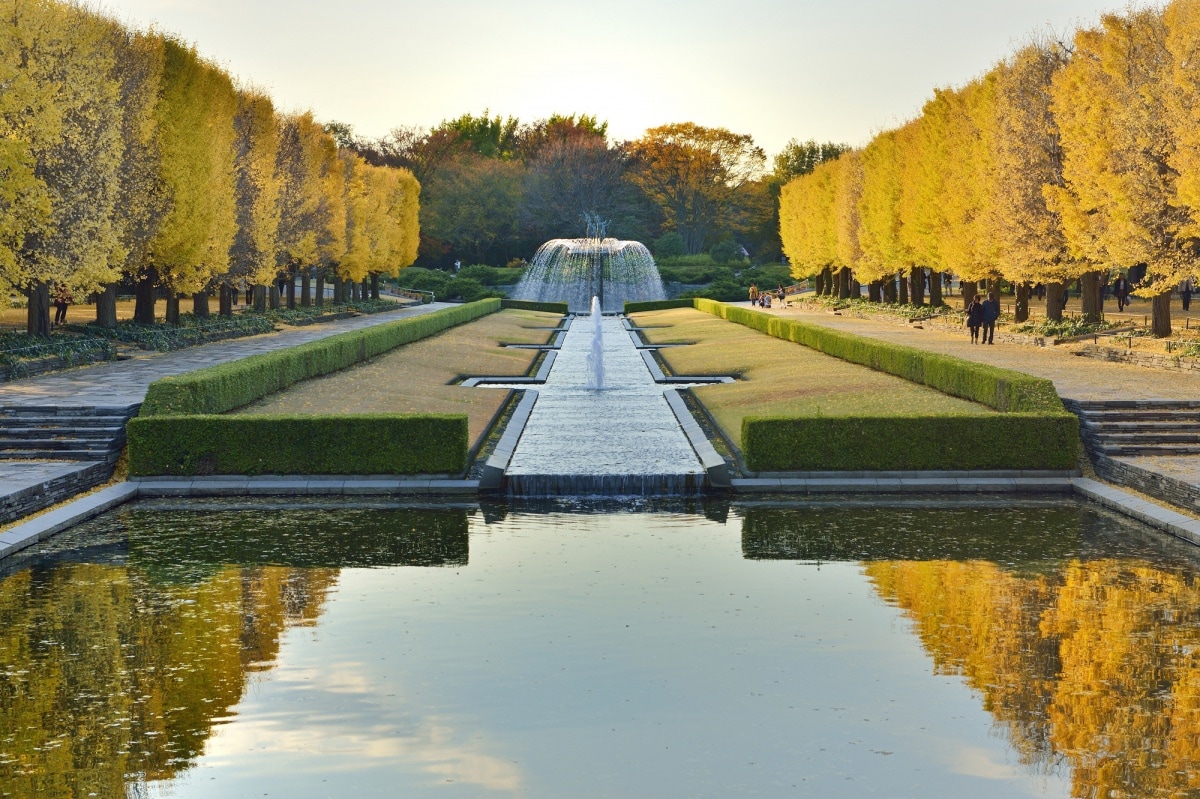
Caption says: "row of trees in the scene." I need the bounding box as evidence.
[1,0,420,334]
[337,113,841,268]
[781,2,1200,336]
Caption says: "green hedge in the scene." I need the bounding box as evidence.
[128,414,467,476]
[742,414,1080,472]
[141,299,501,416]
[693,298,1064,414]
[500,299,568,314]
[624,299,695,314]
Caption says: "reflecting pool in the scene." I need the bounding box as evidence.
[2,498,1199,798]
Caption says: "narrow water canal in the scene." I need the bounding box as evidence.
[1,498,1197,798]
[503,315,705,494]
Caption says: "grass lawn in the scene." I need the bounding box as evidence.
[0,298,140,330]
[235,308,560,446]
[630,307,994,446]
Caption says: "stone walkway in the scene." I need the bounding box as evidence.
[0,301,448,409]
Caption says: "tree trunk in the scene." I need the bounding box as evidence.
[268,285,281,310]
[245,285,253,305]
[850,278,861,299]
[898,273,909,304]
[301,269,312,307]
[1015,282,1030,323]
[1080,270,1103,323]
[315,272,325,308]
[286,265,297,309]
[838,267,851,299]
[813,270,824,296]
[253,285,267,312]
[95,284,118,328]
[882,275,897,303]
[192,290,210,319]
[134,270,157,324]
[1152,290,1173,337]
[1045,282,1065,322]
[332,275,343,305]
[219,283,233,317]
[370,273,380,300]
[910,267,925,306]
[165,294,180,325]
[868,280,881,303]
[26,281,51,336]
[960,280,978,310]
[820,267,833,296]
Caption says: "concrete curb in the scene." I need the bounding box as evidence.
[663,390,730,489]
[479,389,539,492]
[0,483,137,560]
[6,473,1200,563]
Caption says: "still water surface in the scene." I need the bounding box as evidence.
[2,498,1199,798]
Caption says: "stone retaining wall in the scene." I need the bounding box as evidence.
[1094,455,1200,515]
[1076,344,1200,372]
[0,462,112,526]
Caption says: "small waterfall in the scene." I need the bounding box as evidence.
[587,296,604,390]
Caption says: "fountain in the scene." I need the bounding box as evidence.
[511,215,666,314]
[586,295,604,390]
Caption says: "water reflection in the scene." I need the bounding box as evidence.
[0,500,1198,797]
[742,502,1200,799]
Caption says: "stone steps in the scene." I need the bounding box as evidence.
[0,404,139,464]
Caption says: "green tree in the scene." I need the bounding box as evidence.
[626,122,766,255]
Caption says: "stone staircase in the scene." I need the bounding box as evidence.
[1065,400,1200,458]
[0,404,140,463]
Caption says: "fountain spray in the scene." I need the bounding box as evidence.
[587,295,604,390]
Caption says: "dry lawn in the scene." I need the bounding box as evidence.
[236,309,560,445]
[630,307,992,445]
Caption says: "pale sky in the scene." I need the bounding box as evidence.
[97,0,1122,158]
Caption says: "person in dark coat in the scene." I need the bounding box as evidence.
[966,294,984,344]
[981,291,1001,345]
[1112,273,1131,312]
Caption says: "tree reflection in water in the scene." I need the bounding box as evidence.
[743,502,1200,798]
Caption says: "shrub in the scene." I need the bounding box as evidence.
[459,264,500,285]
[140,299,501,416]
[395,266,451,295]
[443,277,500,303]
[653,232,686,259]
[501,299,568,314]
[693,300,1065,413]
[625,299,696,314]
[709,239,744,264]
[741,414,1080,471]
[128,414,467,476]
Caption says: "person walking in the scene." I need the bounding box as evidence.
[1181,277,1194,312]
[966,294,984,344]
[749,284,758,305]
[981,291,1001,345]
[1112,273,1131,312]
[52,283,72,327]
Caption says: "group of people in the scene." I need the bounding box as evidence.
[748,284,787,309]
[965,292,1001,345]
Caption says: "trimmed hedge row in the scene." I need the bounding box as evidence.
[500,299,569,314]
[624,298,695,314]
[741,414,1079,472]
[693,298,1064,414]
[128,414,467,476]
[141,299,501,416]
